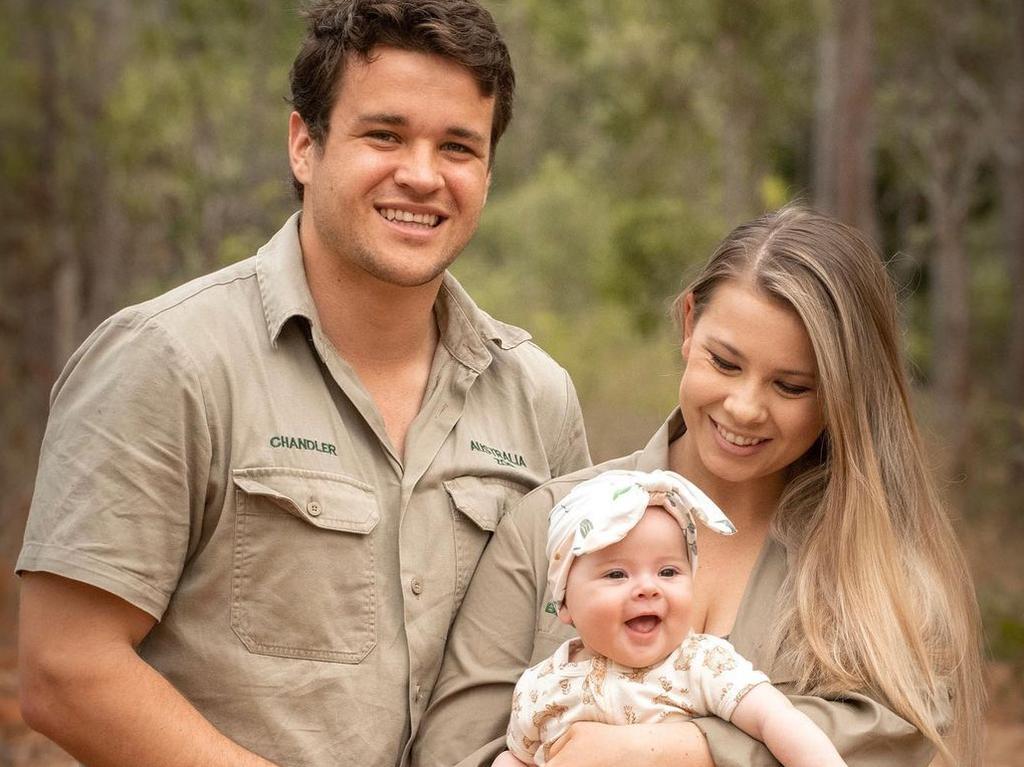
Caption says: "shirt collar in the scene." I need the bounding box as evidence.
[435,272,532,373]
[256,212,317,345]
[633,408,686,471]
[255,212,534,365]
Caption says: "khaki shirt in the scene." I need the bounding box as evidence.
[413,410,934,767]
[17,213,590,767]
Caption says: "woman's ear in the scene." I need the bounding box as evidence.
[557,603,574,627]
[681,293,696,360]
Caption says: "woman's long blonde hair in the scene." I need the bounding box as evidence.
[674,204,985,766]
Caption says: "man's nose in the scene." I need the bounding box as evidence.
[393,143,443,194]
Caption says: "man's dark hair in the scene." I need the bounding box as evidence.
[288,0,515,199]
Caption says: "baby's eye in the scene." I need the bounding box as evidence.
[659,567,682,578]
[604,570,627,580]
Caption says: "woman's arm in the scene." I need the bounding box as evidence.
[413,487,570,767]
[542,722,713,767]
[691,690,936,766]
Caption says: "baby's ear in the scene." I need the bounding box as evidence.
[557,603,574,627]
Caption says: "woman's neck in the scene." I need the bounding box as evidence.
[667,431,784,529]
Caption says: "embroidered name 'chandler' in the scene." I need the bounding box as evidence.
[470,440,526,468]
[269,435,337,455]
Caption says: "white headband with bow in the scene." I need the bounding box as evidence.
[546,469,736,604]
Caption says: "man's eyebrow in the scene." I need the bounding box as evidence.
[358,113,406,127]
[708,336,816,379]
[357,113,486,144]
[446,125,487,144]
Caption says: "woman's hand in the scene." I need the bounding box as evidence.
[545,721,715,767]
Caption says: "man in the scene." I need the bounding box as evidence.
[16,2,589,765]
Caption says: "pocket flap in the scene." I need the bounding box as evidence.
[233,468,379,534]
[442,476,528,532]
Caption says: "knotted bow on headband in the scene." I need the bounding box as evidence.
[546,469,736,604]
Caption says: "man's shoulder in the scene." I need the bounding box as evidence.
[112,257,260,333]
[61,257,264,388]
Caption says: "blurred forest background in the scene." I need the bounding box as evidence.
[1,0,1022,764]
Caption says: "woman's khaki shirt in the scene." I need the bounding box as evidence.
[412,410,934,767]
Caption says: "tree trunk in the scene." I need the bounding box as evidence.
[1000,0,1024,484]
[717,33,758,223]
[929,165,972,483]
[813,0,839,214]
[35,0,81,372]
[815,0,878,244]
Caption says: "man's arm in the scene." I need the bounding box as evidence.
[19,572,277,767]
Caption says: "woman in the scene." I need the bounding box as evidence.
[412,205,985,767]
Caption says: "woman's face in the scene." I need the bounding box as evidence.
[677,278,825,492]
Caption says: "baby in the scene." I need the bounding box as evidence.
[495,470,847,767]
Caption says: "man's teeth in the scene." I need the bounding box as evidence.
[716,423,766,447]
[380,208,439,227]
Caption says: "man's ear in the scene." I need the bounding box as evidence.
[288,111,316,187]
[557,602,573,627]
[681,292,696,360]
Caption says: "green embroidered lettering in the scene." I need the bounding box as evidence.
[469,439,528,469]
[269,434,338,455]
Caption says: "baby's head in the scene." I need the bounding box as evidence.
[546,470,734,668]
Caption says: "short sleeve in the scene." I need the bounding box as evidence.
[16,311,214,619]
[549,369,590,477]
[506,673,542,765]
[679,634,769,721]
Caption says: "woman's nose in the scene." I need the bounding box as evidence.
[723,380,768,425]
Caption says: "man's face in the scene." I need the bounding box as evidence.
[289,46,495,288]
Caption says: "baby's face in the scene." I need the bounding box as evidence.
[559,507,693,668]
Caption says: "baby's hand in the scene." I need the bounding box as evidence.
[492,750,530,767]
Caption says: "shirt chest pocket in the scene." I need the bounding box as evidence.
[231,468,379,664]
[443,476,528,614]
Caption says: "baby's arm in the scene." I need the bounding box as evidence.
[730,683,848,767]
[492,751,530,767]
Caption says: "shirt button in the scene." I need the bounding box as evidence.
[410,577,423,596]
[306,500,322,517]
[414,682,422,702]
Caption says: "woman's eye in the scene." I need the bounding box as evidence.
[776,380,812,397]
[708,352,740,372]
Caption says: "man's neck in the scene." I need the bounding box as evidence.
[299,231,443,458]
[301,244,442,368]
